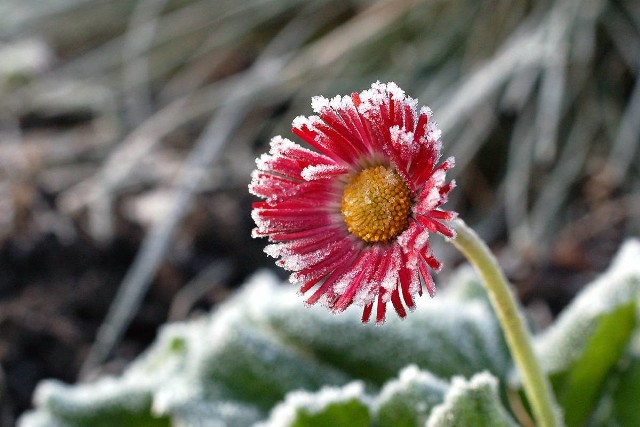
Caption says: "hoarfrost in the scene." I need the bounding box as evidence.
[275,247,329,271]
[420,105,434,118]
[257,381,367,427]
[301,164,346,181]
[375,365,448,427]
[384,81,406,100]
[256,272,510,381]
[377,365,448,402]
[405,96,419,111]
[535,238,640,373]
[379,264,400,294]
[264,243,284,258]
[255,152,274,171]
[353,279,378,306]
[311,95,330,113]
[426,371,517,427]
[20,266,516,427]
[414,228,432,251]
[169,399,262,427]
[425,121,442,141]
[292,114,321,130]
[17,412,66,427]
[416,184,445,213]
[329,94,353,111]
[333,267,360,295]
[389,125,415,147]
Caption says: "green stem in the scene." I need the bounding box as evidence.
[451,219,562,427]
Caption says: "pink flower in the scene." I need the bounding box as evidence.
[250,82,456,323]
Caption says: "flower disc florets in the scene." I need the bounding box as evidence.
[250,82,457,323]
[341,165,412,243]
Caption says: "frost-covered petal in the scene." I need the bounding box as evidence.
[250,82,456,323]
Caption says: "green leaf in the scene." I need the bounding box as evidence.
[591,335,640,427]
[554,302,636,427]
[426,372,519,427]
[535,239,640,426]
[610,355,640,426]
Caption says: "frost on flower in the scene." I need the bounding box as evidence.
[249,82,456,323]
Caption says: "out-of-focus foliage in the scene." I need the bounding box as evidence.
[535,239,640,427]
[1,0,638,256]
[19,239,640,426]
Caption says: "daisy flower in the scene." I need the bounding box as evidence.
[250,82,456,323]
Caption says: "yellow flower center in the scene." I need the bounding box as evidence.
[341,165,412,243]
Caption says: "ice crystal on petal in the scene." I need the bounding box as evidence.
[420,105,433,117]
[301,164,348,181]
[384,81,405,100]
[311,95,330,113]
[250,82,456,322]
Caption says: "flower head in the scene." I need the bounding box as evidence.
[250,82,456,323]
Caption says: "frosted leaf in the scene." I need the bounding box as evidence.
[190,273,351,410]
[426,372,518,427]
[535,238,640,374]
[444,265,487,302]
[20,268,514,427]
[30,378,164,426]
[532,239,640,426]
[17,411,67,427]
[169,399,262,427]
[257,382,369,427]
[375,365,448,427]
[256,276,511,383]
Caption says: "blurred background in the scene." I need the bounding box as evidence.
[0,0,638,423]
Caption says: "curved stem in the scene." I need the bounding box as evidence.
[451,219,562,427]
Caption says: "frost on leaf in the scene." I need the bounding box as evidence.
[255,276,510,383]
[535,238,640,374]
[426,372,518,427]
[20,268,513,427]
[375,365,449,427]
[534,238,640,427]
[189,276,351,410]
[168,399,262,427]
[258,381,370,427]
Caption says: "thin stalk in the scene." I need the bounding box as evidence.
[451,219,562,427]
